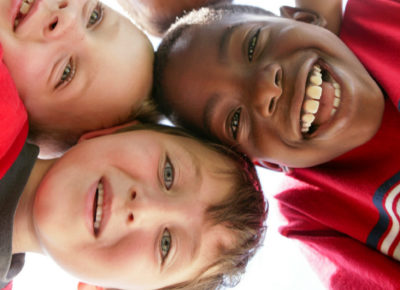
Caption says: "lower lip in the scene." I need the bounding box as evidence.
[10,0,22,25]
[85,180,99,236]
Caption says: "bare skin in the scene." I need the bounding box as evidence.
[296,0,343,34]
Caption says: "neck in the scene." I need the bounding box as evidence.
[12,158,56,254]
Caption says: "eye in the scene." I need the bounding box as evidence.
[248,28,261,62]
[163,157,174,190]
[56,58,75,89]
[160,228,172,262]
[87,2,104,28]
[230,107,242,140]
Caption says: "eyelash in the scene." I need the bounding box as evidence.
[163,156,174,190]
[248,28,261,62]
[87,2,104,28]
[160,228,172,263]
[56,58,76,89]
[230,107,242,140]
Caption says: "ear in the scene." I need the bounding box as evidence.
[77,282,104,290]
[280,6,327,27]
[254,160,291,173]
[78,121,139,143]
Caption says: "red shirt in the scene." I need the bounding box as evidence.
[277,0,400,288]
[0,44,28,179]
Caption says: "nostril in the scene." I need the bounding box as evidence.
[131,192,136,200]
[275,68,282,87]
[49,17,58,31]
[269,97,276,114]
[128,213,134,222]
[59,1,68,9]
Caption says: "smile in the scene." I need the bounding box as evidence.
[14,0,35,30]
[300,63,341,135]
[93,180,104,236]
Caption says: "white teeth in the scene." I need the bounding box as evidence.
[335,88,341,98]
[313,64,321,72]
[301,64,342,134]
[302,113,315,124]
[94,182,104,233]
[310,73,322,86]
[306,85,322,100]
[333,97,341,108]
[303,99,320,114]
[14,0,35,29]
[20,2,30,14]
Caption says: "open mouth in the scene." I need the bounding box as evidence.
[93,180,104,236]
[14,0,35,30]
[300,63,341,136]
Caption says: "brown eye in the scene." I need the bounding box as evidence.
[248,28,261,62]
[230,107,242,140]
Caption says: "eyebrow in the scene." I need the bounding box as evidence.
[202,93,221,136]
[168,225,201,274]
[218,22,243,61]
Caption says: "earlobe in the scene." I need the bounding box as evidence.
[78,121,139,143]
[254,160,291,173]
[280,6,327,27]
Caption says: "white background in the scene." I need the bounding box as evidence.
[14,0,326,289]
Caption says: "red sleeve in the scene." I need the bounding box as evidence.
[0,45,28,179]
[2,281,12,290]
[340,0,400,111]
[279,202,400,290]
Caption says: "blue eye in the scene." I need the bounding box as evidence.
[161,229,172,261]
[248,28,260,62]
[230,108,242,140]
[87,2,104,28]
[56,58,75,88]
[163,157,174,190]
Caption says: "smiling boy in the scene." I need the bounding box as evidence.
[0,0,154,156]
[153,2,400,289]
[154,4,384,169]
[1,124,266,290]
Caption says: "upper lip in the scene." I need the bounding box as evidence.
[13,0,41,32]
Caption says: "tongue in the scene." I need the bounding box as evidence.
[313,81,335,125]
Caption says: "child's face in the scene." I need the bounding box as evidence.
[0,0,153,136]
[33,129,233,289]
[162,11,384,168]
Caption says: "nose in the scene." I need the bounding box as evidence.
[41,1,81,41]
[252,63,283,118]
[125,190,137,224]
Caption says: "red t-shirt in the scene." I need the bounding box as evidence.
[0,44,28,179]
[276,0,400,289]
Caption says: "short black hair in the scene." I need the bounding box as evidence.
[153,4,274,125]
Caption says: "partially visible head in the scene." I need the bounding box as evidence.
[0,0,154,156]
[121,0,232,36]
[153,4,384,169]
[32,123,267,289]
